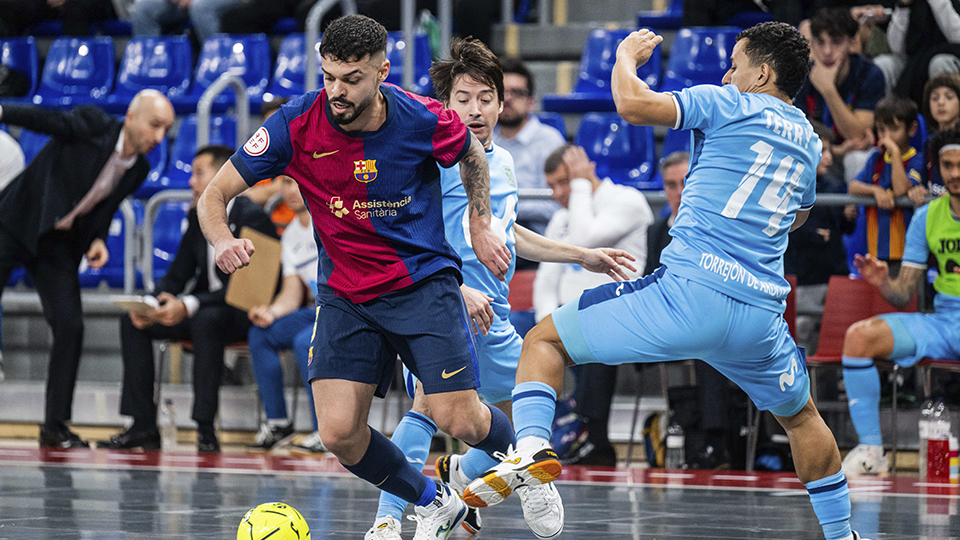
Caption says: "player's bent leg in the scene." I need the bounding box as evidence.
[841,317,898,476]
[775,397,853,540]
[312,378,376,464]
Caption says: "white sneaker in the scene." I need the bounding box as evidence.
[851,531,871,540]
[841,444,889,477]
[517,482,564,539]
[365,515,402,540]
[412,484,467,540]
[435,454,482,534]
[290,431,328,455]
[461,437,562,508]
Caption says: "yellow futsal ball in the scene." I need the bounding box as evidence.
[237,502,310,540]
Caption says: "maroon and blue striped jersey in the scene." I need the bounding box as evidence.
[231,84,471,303]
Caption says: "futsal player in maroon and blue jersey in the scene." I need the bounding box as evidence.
[196,15,516,539]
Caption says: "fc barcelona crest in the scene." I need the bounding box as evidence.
[354,159,378,183]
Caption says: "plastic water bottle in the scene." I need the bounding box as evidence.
[928,400,952,482]
[919,398,935,478]
[159,399,177,451]
[664,421,685,469]
[949,435,959,485]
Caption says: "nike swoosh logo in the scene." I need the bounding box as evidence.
[441,366,467,379]
[312,150,339,159]
[374,475,390,487]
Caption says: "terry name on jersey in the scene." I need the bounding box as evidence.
[762,109,815,149]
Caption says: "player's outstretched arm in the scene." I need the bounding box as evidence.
[197,159,255,275]
[513,224,637,281]
[853,253,921,309]
[460,132,511,281]
[612,29,677,128]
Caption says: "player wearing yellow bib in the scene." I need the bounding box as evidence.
[841,127,960,477]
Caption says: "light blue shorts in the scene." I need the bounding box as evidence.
[405,316,522,405]
[879,296,960,366]
[552,266,810,417]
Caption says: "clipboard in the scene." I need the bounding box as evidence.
[224,226,282,312]
[110,295,160,316]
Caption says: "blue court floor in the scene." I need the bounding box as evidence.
[0,447,957,539]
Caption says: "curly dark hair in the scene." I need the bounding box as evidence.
[318,14,388,63]
[922,73,960,130]
[430,38,504,104]
[874,94,918,130]
[809,7,859,40]
[736,22,811,100]
[928,126,960,161]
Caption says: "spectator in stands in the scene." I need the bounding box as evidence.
[848,95,927,276]
[876,0,960,107]
[784,126,858,352]
[840,126,960,477]
[0,128,22,383]
[493,57,565,238]
[0,90,174,448]
[922,73,960,197]
[241,98,295,232]
[0,0,121,37]
[101,145,278,453]
[795,7,886,183]
[644,151,687,276]
[246,175,326,455]
[131,0,241,45]
[534,144,652,466]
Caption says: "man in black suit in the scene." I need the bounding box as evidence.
[0,90,175,448]
[102,145,279,452]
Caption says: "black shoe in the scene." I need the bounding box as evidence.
[39,424,89,449]
[98,427,161,450]
[689,445,731,470]
[197,430,220,453]
[564,442,617,467]
[246,423,294,452]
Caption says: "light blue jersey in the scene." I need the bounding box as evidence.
[441,143,519,320]
[663,84,821,313]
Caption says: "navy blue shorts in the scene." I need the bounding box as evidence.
[306,269,480,398]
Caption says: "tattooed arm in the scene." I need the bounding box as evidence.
[459,132,511,281]
[853,253,922,309]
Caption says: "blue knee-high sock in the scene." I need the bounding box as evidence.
[460,447,499,480]
[842,356,883,446]
[512,381,557,441]
[805,471,852,540]
[342,427,438,507]
[376,411,438,521]
[470,403,516,457]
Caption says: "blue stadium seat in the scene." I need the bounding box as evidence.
[542,28,661,113]
[662,128,691,158]
[535,112,566,137]
[636,0,683,30]
[272,17,298,34]
[170,34,271,113]
[384,32,433,96]
[156,114,237,192]
[661,27,739,92]
[78,200,144,288]
[575,113,658,190]
[152,200,192,279]
[266,33,321,99]
[102,36,193,113]
[32,37,115,108]
[133,138,171,199]
[726,11,772,28]
[0,37,39,101]
[17,128,49,164]
[6,267,26,288]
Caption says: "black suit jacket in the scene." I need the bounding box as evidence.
[154,196,279,310]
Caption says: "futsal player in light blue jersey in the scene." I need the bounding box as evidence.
[464,23,869,540]
[365,38,637,540]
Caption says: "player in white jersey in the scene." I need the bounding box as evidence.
[463,23,869,540]
[364,38,637,540]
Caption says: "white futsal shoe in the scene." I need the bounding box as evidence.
[461,437,562,508]
[365,515,402,540]
[517,481,564,539]
[841,444,889,477]
[412,484,467,540]
[851,531,871,540]
[435,454,482,534]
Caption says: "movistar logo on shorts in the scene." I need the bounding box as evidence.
[779,356,798,392]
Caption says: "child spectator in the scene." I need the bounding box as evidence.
[848,94,927,274]
[923,73,960,196]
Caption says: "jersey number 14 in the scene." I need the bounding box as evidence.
[721,141,804,237]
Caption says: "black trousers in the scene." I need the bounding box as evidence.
[573,363,618,449]
[0,227,85,427]
[0,0,115,37]
[119,303,250,428]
